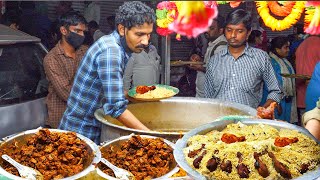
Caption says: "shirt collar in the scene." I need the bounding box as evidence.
[221,43,254,58]
[112,30,131,61]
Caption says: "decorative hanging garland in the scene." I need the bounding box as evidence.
[304,1,320,35]
[256,1,305,31]
[304,6,315,30]
[267,1,295,17]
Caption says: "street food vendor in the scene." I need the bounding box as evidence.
[59,1,155,143]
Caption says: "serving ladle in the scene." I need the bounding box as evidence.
[1,154,43,180]
[100,157,135,180]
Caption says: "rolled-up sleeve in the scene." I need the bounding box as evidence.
[263,56,283,103]
[97,46,128,118]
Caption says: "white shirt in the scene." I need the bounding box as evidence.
[84,2,100,24]
[196,35,227,98]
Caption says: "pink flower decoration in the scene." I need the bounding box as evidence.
[169,2,218,38]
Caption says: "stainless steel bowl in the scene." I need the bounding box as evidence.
[0,128,101,180]
[174,119,320,180]
[96,134,179,180]
[95,97,257,142]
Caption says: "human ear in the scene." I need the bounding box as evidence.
[118,24,125,36]
[60,26,68,36]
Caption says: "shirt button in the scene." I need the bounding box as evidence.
[232,74,236,77]
[230,87,234,90]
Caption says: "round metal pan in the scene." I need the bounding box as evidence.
[0,128,101,180]
[96,134,179,180]
[174,119,320,180]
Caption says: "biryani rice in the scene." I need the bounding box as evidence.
[183,122,320,180]
[134,86,176,99]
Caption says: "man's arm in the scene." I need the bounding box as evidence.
[117,109,150,130]
[43,55,72,101]
[262,55,283,107]
[204,56,216,98]
[305,119,320,141]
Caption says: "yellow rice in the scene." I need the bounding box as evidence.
[183,122,320,180]
[134,86,175,99]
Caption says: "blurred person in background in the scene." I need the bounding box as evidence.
[105,15,116,34]
[84,1,100,25]
[88,20,105,42]
[262,36,297,123]
[1,10,20,30]
[305,62,320,111]
[295,35,320,122]
[248,30,264,50]
[44,12,88,128]
[123,43,160,91]
[189,15,227,98]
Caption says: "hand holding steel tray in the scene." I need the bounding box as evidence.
[174,119,320,180]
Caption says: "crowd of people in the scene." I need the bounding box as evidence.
[1,1,319,142]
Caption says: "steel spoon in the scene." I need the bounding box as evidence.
[1,154,43,180]
[100,157,135,180]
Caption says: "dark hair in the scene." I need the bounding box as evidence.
[270,36,289,53]
[213,15,225,29]
[225,9,252,30]
[1,11,20,26]
[57,11,87,32]
[115,1,156,29]
[248,30,262,44]
[88,20,99,29]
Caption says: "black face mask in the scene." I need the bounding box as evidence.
[66,31,85,49]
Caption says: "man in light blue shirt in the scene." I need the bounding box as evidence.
[59,1,155,144]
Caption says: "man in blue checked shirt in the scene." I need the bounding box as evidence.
[204,9,283,110]
[59,1,154,144]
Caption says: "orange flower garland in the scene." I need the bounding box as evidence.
[267,1,295,17]
[256,1,305,31]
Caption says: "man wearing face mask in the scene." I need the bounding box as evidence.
[44,12,88,128]
[59,1,154,144]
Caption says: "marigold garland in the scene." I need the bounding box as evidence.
[268,1,295,17]
[256,1,305,31]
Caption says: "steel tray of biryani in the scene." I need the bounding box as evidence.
[174,119,320,180]
[96,134,179,180]
[0,128,101,180]
[95,97,256,142]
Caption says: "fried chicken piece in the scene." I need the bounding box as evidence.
[257,102,277,119]
[254,152,270,178]
[220,160,232,173]
[221,133,246,144]
[136,85,156,94]
[188,144,205,158]
[274,137,299,147]
[236,152,250,178]
[268,152,292,179]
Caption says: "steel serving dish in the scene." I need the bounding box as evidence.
[0,128,101,180]
[95,97,256,142]
[96,134,180,180]
[174,119,320,180]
